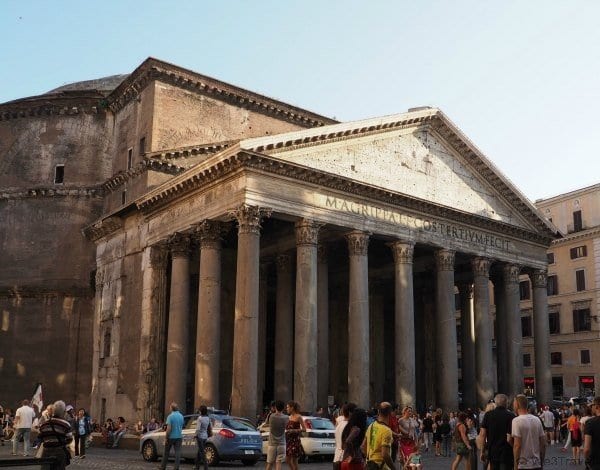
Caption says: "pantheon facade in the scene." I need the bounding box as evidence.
[0,58,557,421]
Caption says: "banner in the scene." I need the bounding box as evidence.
[31,383,43,414]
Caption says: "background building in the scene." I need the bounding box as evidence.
[520,184,600,399]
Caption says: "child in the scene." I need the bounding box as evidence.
[406,449,423,470]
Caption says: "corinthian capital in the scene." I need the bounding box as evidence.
[502,263,521,285]
[295,219,323,246]
[530,269,547,288]
[168,233,191,257]
[434,249,455,271]
[388,240,415,264]
[228,204,272,235]
[195,220,225,250]
[346,230,369,256]
[471,257,491,278]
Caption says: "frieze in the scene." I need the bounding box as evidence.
[0,187,102,200]
[434,249,455,271]
[471,257,491,278]
[295,219,323,246]
[228,204,272,235]
[346,231,370,256]
[389,240,415,264]
[0,286,93,299]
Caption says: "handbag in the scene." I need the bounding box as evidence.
[455,441,469,456]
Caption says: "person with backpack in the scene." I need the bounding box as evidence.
[568,409,583,464]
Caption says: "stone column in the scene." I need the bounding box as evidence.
[274,254,294,400]
[504,264,523,397]
[531,269,552,405]
[346,231,370,407]
[165,234,191,414]
[194,221,223,409]
[138,244,168,421]
[458,282,476,410]
[229,204,271,418]
[472,257,494,407]
[257,263,269,409]
[317,245,330,409]
[294,219,321,413]
[434,249,458,411]
[493,273,508,394]
[370,282,385,404]
[389,240,415,408]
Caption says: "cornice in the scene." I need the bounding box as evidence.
[0,92,106,121]
[0,186,103,200]
[135,151,554,246]
[102,159,185,193]
[145,140,236,161]
[549,226,600,246]
[106,58,336,127]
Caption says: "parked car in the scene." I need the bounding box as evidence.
[260,416,336,461]
[140,414,262,466]
[567,397,588,407]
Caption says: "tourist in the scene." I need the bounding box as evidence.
[38,400,73,470]
[583,396,600,470]
[194,405,212,470]
[334,403,356,470]
[406,448,423,469]
[134,419,144,435]
[160,402,184,470]
[510,394,545,470]
[568,408,583,464]
[12,399,36,457]
[478,393,514,470]
[361,402,395,470]
[111,416,127,448]
[285,401,306,470]
[466,414,479,470]
[146,417,160,432]
[421,412,434,452]
[451,412,472,470]
[439,414,452,457]
[74,408,91,459]
[399,405,419,462]
[539,406,554,445]
[266,400,288,470]
[341,407,367,470]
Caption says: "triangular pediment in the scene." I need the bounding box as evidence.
[240,109,554,235]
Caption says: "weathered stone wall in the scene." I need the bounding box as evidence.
[0,108,112,410]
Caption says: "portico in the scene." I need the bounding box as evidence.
[87,108,557,420]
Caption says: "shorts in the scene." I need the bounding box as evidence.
[544,427,553,432]
[267,445,286,463]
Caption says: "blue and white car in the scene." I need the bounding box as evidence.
[140,414,263,466]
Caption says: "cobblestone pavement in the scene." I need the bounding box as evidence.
[0,442,587,469]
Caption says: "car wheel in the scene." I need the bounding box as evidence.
[241,459,257,466]
[141,440,158,462]
[204,443,220,466]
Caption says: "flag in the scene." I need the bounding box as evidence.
[31,383,43,414]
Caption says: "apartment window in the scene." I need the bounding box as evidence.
[139,137,146,156]
[570,245,587,259]
[521,316,532,337]
[576,269,586,291]
[523,353,532,367]
[520,281,531,300]
[549,311,560,334]
[54,164,65,184]
[550,352,562,365]
[127,148,133,169]
[573,210,583,232]
[547,252,555,264]
[547,275,559,296]
[552,376,564,398]
[573,308,591,332]
[580,350,591,365]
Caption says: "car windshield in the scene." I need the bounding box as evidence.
[306,418,335,430]
[222,418,256,431]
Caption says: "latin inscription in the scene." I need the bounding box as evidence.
[324,196,510,252]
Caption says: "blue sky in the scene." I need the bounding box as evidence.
[2,0,599,201]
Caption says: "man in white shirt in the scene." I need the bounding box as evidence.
[540,406,555,444]
[511,395,546,470]
[13,399,36,456]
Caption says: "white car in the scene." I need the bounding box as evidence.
[260,416,336,461]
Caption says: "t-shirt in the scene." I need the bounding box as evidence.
[195,416,211,440]
[334,419,348,462]
[15,405,36,429]
[366,421,393,465]
[584,416,600,467]
[541,410,554,428]
[481,407,515,464]
[511,414,545,469]
[268,413,288,446]
[166,410,184,439]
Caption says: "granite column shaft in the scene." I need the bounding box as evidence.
[473,257,494,407]
[504,264,523,397]
[274,254,294,400]
[531,270,552,405]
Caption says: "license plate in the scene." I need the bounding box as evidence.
[245,450,254,455]
[323,443,335,448]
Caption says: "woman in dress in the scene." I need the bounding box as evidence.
[341,408,367,470]
[285,401,306,470]
[450,412,472,470]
